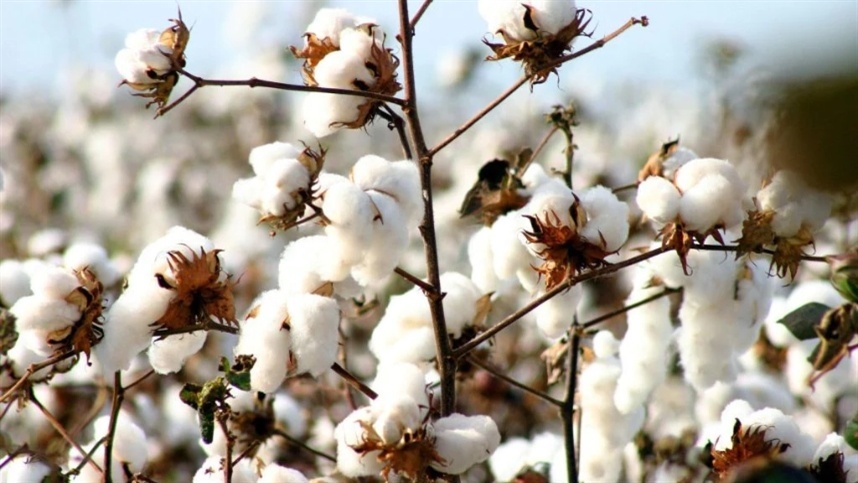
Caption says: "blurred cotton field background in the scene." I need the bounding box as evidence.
[1,1,857,482]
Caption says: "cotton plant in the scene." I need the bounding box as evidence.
[95,226,237,375]
[291,8,401,138]
[334,362,500,479]
[67,411,148,482]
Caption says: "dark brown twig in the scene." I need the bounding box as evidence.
[611,182,639,194]
[562,324,581,483]
[65,436,108,478]
[377,104,414,159]
[331,362,377,400]
[468,355,563,407]
[394,266,435,293]
[30,391,103,475]
[104,371,123,483]
[582,287,679,332]
[0,349,77,403]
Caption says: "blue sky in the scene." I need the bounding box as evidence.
[1,1,856,97]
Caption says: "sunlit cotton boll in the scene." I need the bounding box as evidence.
[258,464,309,483]
[535,284,583,338]
[430,413,501,475]
[286,293,340,377]
[114,29,173,85]
[636,175,681,227]
[0,455,52,482]
[302,49,375,138]
[351,155,422,225]
[578,185,629,252]
[712,403,816,467]
[148,330,207,375]
[479,0,577,42]
[70,411,148,482]
[321,181,375,276]
[0,259,32,305]
[757,170,833,237]
[232,141,311,217]
[10,265,83,356]
[673,158,749,232]
[304,8,367,46]
[63,241,121,287]
[350,191,410,286]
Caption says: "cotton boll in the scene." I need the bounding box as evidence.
[248,141,304,174]
[674,158,746,197]
[527,0,578,35]
[29,264,79,300]
[758,170,833,237]
[279,236,330,294]
[370,393,422,445]
[351,156,422,225]
[478,0,537,42]
[678,173,735,231]
[147,331,207,375]
[63,242,121,286]
[234,290,292,393]
[468,226,498,293]
[79,411,148,477]
[302,92,366,139]
[491,212,535,281]
[0,455,53,482]
[430,414,501,475]
[488,438,530,480]
[0,259,31,305]
[334,407,386,477]
[372,362,429,407]
[637,176,681,227]
[322,182,374,273]
[288,293,340,376]
[314,50,375,89]
[305,8,361,45]
[534,284,583,338]
[439,272,482,338]
[259,464,309,483]
[11,295,80,334]
[351,192,409,285]
[579,185,629,252]
[725,407,816,467]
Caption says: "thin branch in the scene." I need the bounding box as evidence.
[65,436,107,478]
[454,245,673,358]
[692,243,829,263]
[337,328,358,411]
[377,104,414,159]
[0,349,77,403]
[124,369,155,392]
[218,417,234,483]
[562,128,575,189]
[30,391,103,475]
[156,68,406,117]
[468,355,563,407]
[522,125,559,176]
[410,0,434,31]
[104,371,124,483]
[611,182,639,194]
[272,428,337,462]
[582,287,679,332]
[331,362,377,400]
[394,266,435,293]
[232,441,261,466]
[562,324,581,483]
[397,0,457,418]
[428,16,648,157]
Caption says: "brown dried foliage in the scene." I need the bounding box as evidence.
[735,209,816,279]
[807,303,858,388]
[258,146,327,232]
[659,222,725,275]
[710,419,790,479]
[638,138,681,182]
[484,8,592,84]
[152,247,237,330]
[522,203,612,291]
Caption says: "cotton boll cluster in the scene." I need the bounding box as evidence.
[96,226,220,375]
[293,9,400,138]
[0,454,54,482]
[234,289,340,393]
[68,411,148,482]
[479,0,578,42]
[335,362,500,478]
[637,157,750,233]
[369,272,483,364]
[614,270,673,414]
[578,331,645,482]
[232,142,318,224]
[757,170,833,238]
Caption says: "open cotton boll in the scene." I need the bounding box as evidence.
[478,0,537,42]
[714,406,816,467]
[758,170,833,237]
[0,259,31,305]
[491,212,535,280]
[248,141,304,174]
[488,437,531,480]
[678,173,740,231]
[579,185,629,252]
[535,284,583,338]
[233,157,310,217]
[259,464,309,483]
[334,407,386,477]
[674,158,746,198]
[614,284,672,414]
[527,0,578,35]
[430,413,501,475]
[351,156,422,225]
[234,290,292,393]
[468,226,498,293]
[304,8,362,45]
[96,284,170,375]
[63,242,121,286]
[322,181,375,271]
[637,176,681,226]
[812,433,858,473]
[0,455,52,482]
[351,192,409,286]
[148,331,207,375]
[302,92,366,139]
[370,393,423,445]
[287,293,340,377]
[314,49,375,89]
[369,288,436,364]
[279,236,330,293]
[372,362,430,407]
[193,456,258,483]
[439,272,482,338]
[77,411,148,478]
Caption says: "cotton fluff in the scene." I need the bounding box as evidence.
[710,401,816,467]
[192,456,258,483]
[305,8,371,46]
[258,464,309,483]
[114,28,173,86]
[321,181,376,278]
[350,191,409,285]
[578,185,629,252]
[534,284,583,338]
[232,141,311,218]
[10,264,83,356]
[351,155,422,225]
[96,226,215,375]
[489,432,565,481]
[757,170,833,237]
[578,331,645,483]
[614,273,673,414]
[479,0,577,42]
[430,413,502,475]
[636,176,681,226]
[63,241,121,287]
[468,226,498,293]
[0,455,52,482]
[69,411,148,482]
[369,272,482,364]
[285,291,340,376]
[148,330,207,375]
[0,259,31,305]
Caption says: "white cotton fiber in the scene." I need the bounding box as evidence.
[148,331,208,375]
[0,259,32,305]
[535,285,583,338]
[351,192,409,285]
[491,212,534,280]
[468,226,498,293]
[351,156,422,225]
[234,290,292,393]
[63,242,121,286]
[636,176,681,226]
[372,362,429,407]
[0,455,52,483]
[439,272,482,338]
[259,464,309,483]
[678,173,734,231]
[287,293,340,377]
[430,413,501,475]
[305,8,364,45]
[579,185,629,252]
[302,92,365,139]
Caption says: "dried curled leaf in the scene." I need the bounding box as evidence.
[710,419,791,479]
[806,303,858,388]
[459,159,529,225]
[484,9,592,85]
[638,138,681,182]
[736,209,817,280]
[153,247,237,330]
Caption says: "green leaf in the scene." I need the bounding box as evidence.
[776,303,831,340]
[179,383,202,410]
[845,417,858,451]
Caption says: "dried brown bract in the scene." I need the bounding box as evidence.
[808,451,849,483]
[49,268,105,361]
[351,422,444,481]
[659,222,725,275]
[638,138,681,182]
[710,419,791,479]
[736,209,815,279]
[522,201,611,290]
[484,9,592,84]
[258,145,327,232]
[153,247,237,330]
[460,159,530,225]
[806,303,858,388]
